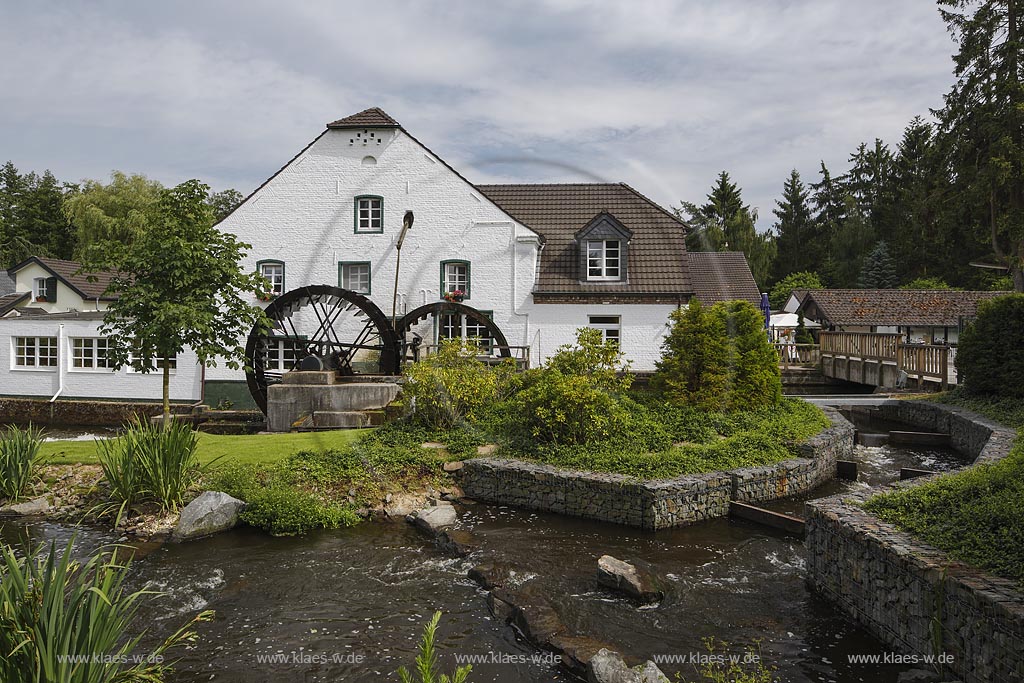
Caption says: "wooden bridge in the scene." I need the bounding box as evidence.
[778,332,955,390]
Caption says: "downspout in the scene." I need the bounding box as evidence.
[190,363,206,410]
[49,323,65,402]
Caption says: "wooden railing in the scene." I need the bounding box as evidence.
[819,332,954,389]
[819,332,901,360]
[774,343,820,368]
[897,344,951,390]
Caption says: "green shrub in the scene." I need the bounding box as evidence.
[0,424,46,503]
[514,329,633,445]
[98,416,202,511]
[240,486,359,536]
[398,611,472,683]
[0,539,211,683]
[769,270,822,309]
[956,293,1024,397]
[403,339,519,428]
[654,300,781,411]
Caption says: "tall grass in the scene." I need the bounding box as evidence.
[397,611,472,683]
[0,539,212,683]
[98,417,201,512]
[0,424,46,503]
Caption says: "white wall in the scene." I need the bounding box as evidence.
[527,303,678,371]
[0,318,202,402]
[12,263,108,314]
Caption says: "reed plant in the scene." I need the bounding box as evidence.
[397,611,472,683]
[0,424,46,503]
[0,538,211,683]
[98,416,201,512]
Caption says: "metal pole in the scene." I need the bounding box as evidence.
[392,211,415,326]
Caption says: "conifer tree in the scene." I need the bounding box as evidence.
[858,240,899,289]
[772,169,817,280]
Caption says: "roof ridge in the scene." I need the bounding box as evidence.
[327,107,400,129]
[617,182,687,228]
[475,182,624,187]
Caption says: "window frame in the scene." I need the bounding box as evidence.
[338,261,372,295]
[586,239,622,281]
[438,310,494,352]
[12,336,59,371]
[70,337,114,372]
[126,354,178,375]
[588,314,621,346]
[440,260,471,300]
[256,259,285,297]
[353,195,384,234]
[264,336,307,371]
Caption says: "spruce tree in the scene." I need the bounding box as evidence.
[936,0,1024,291]
[858,241,899,289]
[772,169,817,280]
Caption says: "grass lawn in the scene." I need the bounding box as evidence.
[40,429,372,467]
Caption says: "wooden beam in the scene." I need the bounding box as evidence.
[729,502,805,537]
[889,431,950,447]
[836,460,859,480]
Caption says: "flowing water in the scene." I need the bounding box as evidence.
[1,423,968,683]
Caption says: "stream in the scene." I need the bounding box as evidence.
[0,419,967,683]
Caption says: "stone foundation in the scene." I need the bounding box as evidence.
[805,400,1023,683]
[0,397,194,427]
[456,406,853,530]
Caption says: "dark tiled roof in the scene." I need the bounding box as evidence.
[799,289,1009,327]
[475,183,690,295]
[327,107,400,129]
[0,273,13,296]
[687,252,761,305]
[8,257,118,300]
[0,292,29,315]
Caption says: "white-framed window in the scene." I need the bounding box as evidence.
[127,354,178,374]
[587,240,621,280]
[355,196,383,233]
[339,262,371,294]
[13,336,58,369]
[264,338,305,371]
[441,261,470,298]
[258,261,285,296]
[33,277,53,302]
[71,337,112,371]
[439,311,494,352]
[589,315,621,345]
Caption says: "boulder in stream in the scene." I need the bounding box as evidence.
[172,491,245,541]
[407,503,457,535]
[0,496,50,517]
[596,555,665,605]
[587,649,669,683]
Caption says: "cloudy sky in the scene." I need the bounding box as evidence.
[1,1,956,229]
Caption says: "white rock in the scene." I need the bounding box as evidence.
[407,503,457,535]
[0,497,50,517]
[173,491,246,541]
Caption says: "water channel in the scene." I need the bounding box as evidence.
[0,410,967,683]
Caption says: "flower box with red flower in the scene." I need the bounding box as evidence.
[442,290,465,303]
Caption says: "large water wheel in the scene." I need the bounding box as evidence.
[395,301,511,360]
[244,285,401,413]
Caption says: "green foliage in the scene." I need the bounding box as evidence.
[397,611,472,683]
[80,179,269,422]
[901,277,954,290]
[403,339,519,429]
[677,638,776,683]
[768,271,823,310]
[794,314,814,345]
[865,437,1024,587]
[514,329,632,445]
[0,424,46,503]
[654,300,781,411]
[1,161,78,264]
[62,170,163,259]
[857,240,899,289]
[0,539,212,683]
[206,188,244,222]
[956,294,1024,397]
[933,388,1024,428]
[97,416,202,511]
[240,486,359,536]
[771,169,821,283]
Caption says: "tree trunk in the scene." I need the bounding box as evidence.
[1014,265,1024,292]
[162,362,171,429]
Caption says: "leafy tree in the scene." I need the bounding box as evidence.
[956,294,1024,395]
[794,314,815,345]
[0,161,31,266]
[858,241,899,288]
[772,169,819,280]
[935,0,1024,291]
[63,171,163,260]
[769,271,824,310]
[901,277,955,290]
[207,188,245,222]
[0,162,76,265]
[82,180,268,424]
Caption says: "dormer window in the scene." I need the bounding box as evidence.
[354,195,384,233]
[576,212,632,283]
[587,240,621,280]
[34,277,56,302]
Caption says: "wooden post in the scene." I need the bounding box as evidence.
[941,346,949,391]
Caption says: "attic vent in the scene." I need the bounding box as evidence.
[362,156,377,166]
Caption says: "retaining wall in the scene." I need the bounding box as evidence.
[805,400,1023,683]
[0,397,194,427]
[456,406,853,530]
